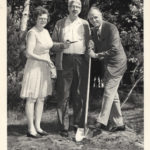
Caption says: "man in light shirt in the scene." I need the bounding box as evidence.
[52,0,90,141]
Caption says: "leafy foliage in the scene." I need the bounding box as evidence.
[92,0,143,88]
[7,0,143,110]
[7,7,26,110]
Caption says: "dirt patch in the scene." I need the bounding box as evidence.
[8,101,143,150]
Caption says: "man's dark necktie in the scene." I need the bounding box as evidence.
[96,27,101,40]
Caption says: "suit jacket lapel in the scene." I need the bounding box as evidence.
[91,22,106,53]
[93,23,105,42]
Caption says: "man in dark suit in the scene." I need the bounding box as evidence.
[88,7,127,133]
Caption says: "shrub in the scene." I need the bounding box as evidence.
[7,0,143,110]
[7,8,26,110]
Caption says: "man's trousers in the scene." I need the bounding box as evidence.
[56,54,89,131]
[97,69,124,127]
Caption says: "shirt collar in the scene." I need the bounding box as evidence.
[66,16,81,25]
[95,21,103,32]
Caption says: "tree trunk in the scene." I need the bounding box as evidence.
[20,0,30,31]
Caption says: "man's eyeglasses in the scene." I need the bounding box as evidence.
[69,5,81,9]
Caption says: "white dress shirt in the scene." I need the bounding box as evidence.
[62,17,86,54]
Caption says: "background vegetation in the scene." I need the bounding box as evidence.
[7,0,143,111]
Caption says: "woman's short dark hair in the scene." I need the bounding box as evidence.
[32,6,49,24]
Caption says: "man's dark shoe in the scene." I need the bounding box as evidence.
[69,124,78,133]
[89,122,107,130]
[88,122,101,129]
[73,125,78,133]
[95,122,102,129]
[88,124,96,129]
[109,125,125,132]
[73,124,79,129]
[100,124,108,131]
[92,128,102,137]
[60,130,69,137]
[27,132,42,138]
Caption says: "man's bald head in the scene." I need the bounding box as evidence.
[88,7,103,27]
[88,7,102,20]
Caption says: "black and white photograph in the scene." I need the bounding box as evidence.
[1,0,149,149]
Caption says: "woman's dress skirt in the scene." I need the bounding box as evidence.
[20,58,52,99]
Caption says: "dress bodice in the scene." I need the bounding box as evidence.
[26,27,53,55]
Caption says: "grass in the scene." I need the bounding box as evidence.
[7,90,144,150]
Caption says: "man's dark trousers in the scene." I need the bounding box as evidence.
[56,54,89,131]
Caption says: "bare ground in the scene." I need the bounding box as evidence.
[8,92,144,150]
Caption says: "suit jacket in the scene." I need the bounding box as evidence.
[91,21,127,77]
[52,17,90,70]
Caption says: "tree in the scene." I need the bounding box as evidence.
[20,0,31,31]
[7,0,143,110]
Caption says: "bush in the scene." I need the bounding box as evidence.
[7,7,27,110]
[7,0,143,110]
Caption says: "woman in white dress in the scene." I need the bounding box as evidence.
[20,6,69,138]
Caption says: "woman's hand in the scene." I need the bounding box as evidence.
[39,53,51,63]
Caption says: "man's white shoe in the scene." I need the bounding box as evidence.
[75,128,89,142]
